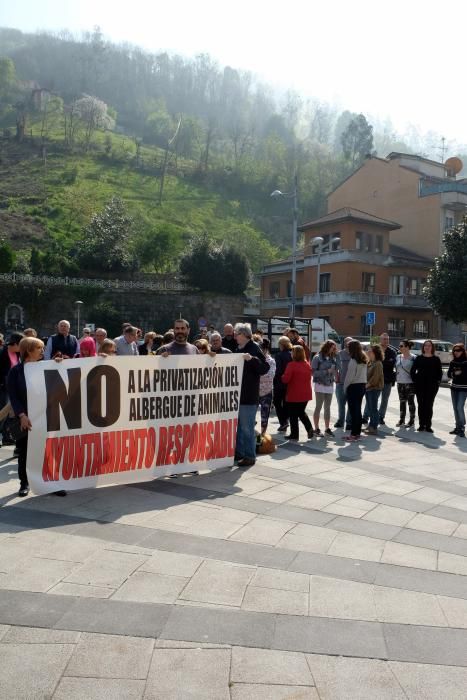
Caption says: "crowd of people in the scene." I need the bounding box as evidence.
[0,319,466,498]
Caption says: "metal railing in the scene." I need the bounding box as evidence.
[300,291,430,308]
[420,180,467,197]
[0,272,192,292]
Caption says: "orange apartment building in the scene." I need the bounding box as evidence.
[328,152,467,259]
[260,208,436,340]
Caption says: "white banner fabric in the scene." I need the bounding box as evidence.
[25,354,244,494]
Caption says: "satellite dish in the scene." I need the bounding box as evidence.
[445,156,463,176]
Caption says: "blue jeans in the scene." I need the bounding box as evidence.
[363,382,393,422]
[335,383,350,427]
[366,389,382,429]
[451,389,467,431]
[236,404,257,461]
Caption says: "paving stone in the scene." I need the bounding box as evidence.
[362,504,418,527]
[65,631,154,678]
[383,622,467,666]
[180,559,254,606]
[290,551,378,585]
[1,642,73,698]
[160,605,275,648]
[308,575,377,621]
[438,551,467,575]
[262,503,335,527]
[64,549,148,588]
[428,504,467,524]
[231,684,319,699]
[405,512,459,536]
[137,549,203,577]
[0,623,10,640]
[327,532,385,562]
[373,586,447,626]
[437,595,467,628]
[407,486,454,505]
[230,517,295,546]
[0,589,75,628]
[112,571,189,604]
[252,483,312,503]
[307,654,406,699]
[140,529,297,569]
[2,626,80,643]
[381,541,437,570]
[324,514,401,541]
[54,677,145,700]
[49,582,115,598]
[374,562,467,600]
[242,585,308,615]
[274,615,387,658]
[0,556,75,593]
[287,490,341,510]
[231,646,314,685]
[389,660,467,699]
[369,493,434,513]
[251,567,309,592]
[395,527,467,556]
[277,523,338,553]
[55,597,172,637]
[144,648,231,699]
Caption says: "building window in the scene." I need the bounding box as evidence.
[269,281,280,298]
[286,279,293,297]
[445,216,454,231]
[406,278,419,296]
[389,275,404,295]
[310,232,341,255]
[319,273,331,293]
[375,235,383,253]
[365,233,373,252]
[413,320,429,337]
[362,272,375,293]
[388,318,405,336]
[356,232,363,250]
[356,232,373,252]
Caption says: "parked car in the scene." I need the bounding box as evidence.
[409,339,454,365]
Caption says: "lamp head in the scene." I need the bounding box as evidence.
[270,190,283,198]
[311,236,324,245]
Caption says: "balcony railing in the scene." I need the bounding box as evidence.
[261,297,303,309]
[301,291,430,308]
[420,180,467,197]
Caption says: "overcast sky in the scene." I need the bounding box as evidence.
[2,0,466,148]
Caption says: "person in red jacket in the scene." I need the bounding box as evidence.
[282,345,314,441]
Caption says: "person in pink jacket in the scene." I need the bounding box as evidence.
[282,345,314,441]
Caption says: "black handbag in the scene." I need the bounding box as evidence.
[4,416,27,442]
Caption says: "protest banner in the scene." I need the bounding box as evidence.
[25,354,244,494]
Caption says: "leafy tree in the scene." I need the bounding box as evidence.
[76,196,138,272]
[0,57,16,106]
[180,234,250,294]
[72,95,115,150]
[88,300,121,337]
[30,247,44,274]
[134,221,182,272]
[0,241,15,272]
[340,113,374,168]
[425,218,467,324]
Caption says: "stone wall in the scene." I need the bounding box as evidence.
[0,281,247,337]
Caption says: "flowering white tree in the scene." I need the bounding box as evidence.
[72,95,115,150]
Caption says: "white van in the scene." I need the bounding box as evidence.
[409,339,453,365]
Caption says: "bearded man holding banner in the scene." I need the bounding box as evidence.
[234,323,269,468]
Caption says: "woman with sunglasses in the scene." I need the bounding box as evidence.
[410,340,442,433]
[448,343,467,437]
[395,340,416,427]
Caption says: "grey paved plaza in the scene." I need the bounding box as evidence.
[2,387,467,698]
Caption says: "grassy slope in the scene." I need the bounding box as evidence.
[0,123,281,273]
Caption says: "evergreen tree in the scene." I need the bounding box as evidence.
[341,114,374,168]
[425,218,467,324]
[180,234,250,294]
[0,241,15,272]
[76,197,137,272]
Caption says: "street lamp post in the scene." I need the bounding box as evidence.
[271,174,298,325]
[75,300,83,336]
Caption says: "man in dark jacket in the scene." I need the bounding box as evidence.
[222,323,237,352]
[234,323,269,467]
[44,320,79,360]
